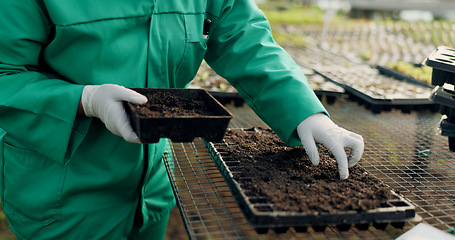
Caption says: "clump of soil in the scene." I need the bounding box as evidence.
[131,92,212,117]
[218,127,395,213]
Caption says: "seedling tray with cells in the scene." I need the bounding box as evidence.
[189,60,345,106]
[124,88,233,143]
[204,127,416,234]
[317,65,437,114]
[378,63,433,88]
[304,67,345,105]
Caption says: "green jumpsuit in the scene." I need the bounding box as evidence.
[0,0,327,239]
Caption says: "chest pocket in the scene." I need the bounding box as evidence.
[174,13,209,87]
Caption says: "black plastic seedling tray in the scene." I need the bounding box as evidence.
[124,88,233,143]
[208,88,343,107]
[202,131,416,234]
[208,89,343,107]
[316,66,438,114]
[303,69,345,105]
[376,65,433,89]
[205,70,344,106]
[207,91,245,107]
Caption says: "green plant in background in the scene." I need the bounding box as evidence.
[360,50,373,61]
[387,61,433,86]
[261,6,325,26]
[259,5,332,48]
[271,31,307,47]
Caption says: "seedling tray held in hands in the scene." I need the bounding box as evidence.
[124,88,233,143]
[203,128,416,234]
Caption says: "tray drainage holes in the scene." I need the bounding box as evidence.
[355,223,370,231]
[373,222,388,230]
[255,228,269,234]
[294,226,308,233]
[312,225,327,232]
[336,224,351,231]
[273,227,289,234]
[391,221,405,229]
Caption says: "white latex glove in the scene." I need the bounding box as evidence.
[81,84,148,143]
[297,113,364,180]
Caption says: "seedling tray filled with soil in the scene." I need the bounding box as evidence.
[124,88,233,143]
[203,127,415,234]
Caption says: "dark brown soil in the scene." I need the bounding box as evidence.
[165,207,188,240]
[131,92,211,117]
[219,127,396,213]
[0,205,15,240]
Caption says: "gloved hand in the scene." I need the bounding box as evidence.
[81,84,148,143]
[296,113,364,180]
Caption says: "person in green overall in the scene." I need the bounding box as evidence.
[0,0,364,239]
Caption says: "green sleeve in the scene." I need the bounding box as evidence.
[205,0,328,146]
[0,0,90,165]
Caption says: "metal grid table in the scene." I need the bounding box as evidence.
[163,96,455,239]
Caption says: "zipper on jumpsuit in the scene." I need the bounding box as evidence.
[131,3,155,234]
[144,4,152,89]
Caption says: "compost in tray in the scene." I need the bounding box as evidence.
[131,91,211,117]
[206,127,415,233]
[221,127,394,212]
[124,88,233,143]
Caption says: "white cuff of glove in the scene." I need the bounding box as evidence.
[81,84,148,143]
[81,85,98,118]
[296,113,364,180]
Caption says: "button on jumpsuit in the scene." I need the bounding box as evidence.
[0,0,327,239]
